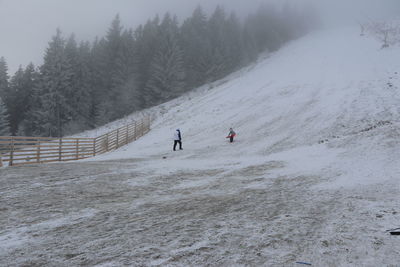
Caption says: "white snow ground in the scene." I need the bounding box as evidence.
[1,26,400,266]
[93,26,400,190]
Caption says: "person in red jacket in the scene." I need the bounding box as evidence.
[226,128,236,143]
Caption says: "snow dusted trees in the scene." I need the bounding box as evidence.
[145,14,185,106]
[7,67,25,135]
[0,4,315,137]
[0,58,12,136]
[0,97,10,136]
[181,6,211,88]
[91,15,140,123]
[0,58,11,117]
[364,21,400,48]
[0,57,9,99]
[17,64,40,136]
[37,29,74,137]
[63,36,93,132]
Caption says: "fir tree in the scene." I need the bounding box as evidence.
[112,29,139,118]
[101,15,140,120]
[38,29,73,137]
[135,16,161,90]
[76,41,95,127]
[224,13,245,71]
[181,6,212,88]
[8,66,24,134]
[207,6,232,81]
[106,14,124,90]
[90,37,110,125]
[0,5,315,135]
[145,14,186,106]
[19,85,44,137]
[17,63,39,136]
[0,97,10,136]
[0,57,9,100]
[63,36,93,133]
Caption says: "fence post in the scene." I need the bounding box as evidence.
[37,141,41,163]
[9,137,14,166]
[116,129,120,149]
[93,138,96,156]
[76,139,79,160]
[3,118,150,168]
[125,125,129,145]
[106,133,109,152]
[59,138,62,161]
[134,121,137,140]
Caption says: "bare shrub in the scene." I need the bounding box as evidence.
[364,21,400,48]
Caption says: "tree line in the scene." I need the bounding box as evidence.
[0,4,315,137]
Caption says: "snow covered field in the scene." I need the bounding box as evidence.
[1,26,400,266]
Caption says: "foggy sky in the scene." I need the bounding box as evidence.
[0,0,399,75]
[0,0,267,74]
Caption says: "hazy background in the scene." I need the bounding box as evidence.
[0,0,268,74]
[0,0,399,74]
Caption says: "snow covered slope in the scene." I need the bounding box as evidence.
[2,26,400,266]
[94,26,400,189]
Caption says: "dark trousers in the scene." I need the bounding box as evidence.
[174,140,182,151]
[230,136,234,143]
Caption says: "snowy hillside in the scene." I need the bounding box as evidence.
[2,26,400,266]
[95,26,400,189]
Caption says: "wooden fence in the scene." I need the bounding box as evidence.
[0,117,151,167]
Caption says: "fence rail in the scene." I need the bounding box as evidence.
[0,117,151,167]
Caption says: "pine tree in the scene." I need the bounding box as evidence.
[135,16,161,90]
[111,29,139,118]
[207,6,232,81]
[38,29,74,137]
[241,17,259,64]
[17,63,39,136]
[181,6,212,88]
[62,36,94,134]
[0,97,10,136]
[0,6,314,136]
[245,5,284,53]
[8,67,24,135]
[19,85,44,137]
[0,57,9,100]
[145,14,186,106]
[102,15,139,120]
[106,14,124,91]
[76,41,95,127]
[0,57,16,136]
[90,37,110,126]
[224,13,245,71]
